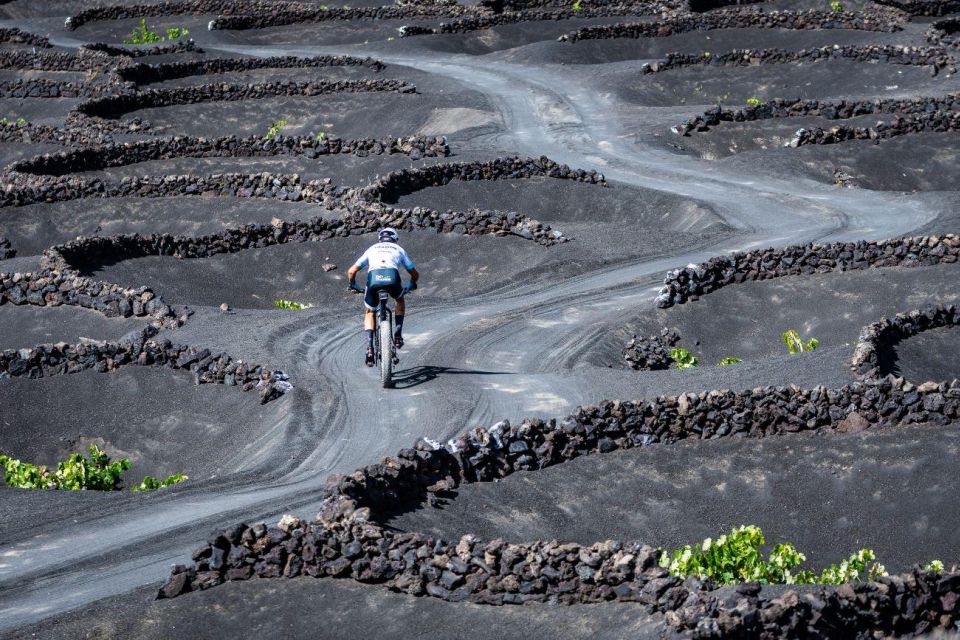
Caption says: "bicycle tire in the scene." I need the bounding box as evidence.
[379,318,393,388]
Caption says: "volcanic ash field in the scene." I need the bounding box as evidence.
[2,0,960,638]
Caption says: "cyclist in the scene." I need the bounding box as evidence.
[347,228,419,367]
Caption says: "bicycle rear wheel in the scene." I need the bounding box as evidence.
[379,319,393,388]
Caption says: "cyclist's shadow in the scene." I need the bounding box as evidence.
[390,365,511,389]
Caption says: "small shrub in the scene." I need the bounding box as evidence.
[703,51,711,58]
[782,328,819,354]
[132,473,189,492]
[123,18,164,45]
[572,0,583,10]
[830,0,844,11]
[166,26,190,40]
[670,347,698,369]
[660,525,887,585]
[264,118,287,140]
[745,97,762,106]
[1,446,187,491]
[274,299,314,310]
[717,356,742,366]
[315,131,326,141]
[925,560,945,573]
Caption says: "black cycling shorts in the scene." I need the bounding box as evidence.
[364,268,402,310]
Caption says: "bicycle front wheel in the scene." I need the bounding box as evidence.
[379,319,393,388]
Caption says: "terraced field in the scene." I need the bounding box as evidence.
[1,0,959,638]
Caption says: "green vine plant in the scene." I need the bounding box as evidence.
[670,347,699,369]
[572,0,583,11]
[717,356,743,366]
[830,0,844,11]
[0,446,186,492]
[782,328,819,355]
[123,19,190,45]
[660,525,892,586]
[315,131,326,141]
[274,299,314,310]
[925,560,945,573]
[745,97,762,106]
[264,118,287,140]
[1,116,28,127]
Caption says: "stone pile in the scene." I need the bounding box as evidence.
[622,328,680,370]
[852,303,960,378]
[655,235,959,308]
[671,94,959,136]
[0,27,52,48]
[160,372,960,635]
[643,45,956,75]
[10,134,449,176]
[0,237,14,260]
[80,40,203,58]
[117,55,385,85]
[74,80,415,119]
[0,332,288,403]
[560,7,906,42]
[0,120,115,147]
[0,269,181,327]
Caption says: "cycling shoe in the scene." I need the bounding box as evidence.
[394,333,404,349]
[365,347,375,367]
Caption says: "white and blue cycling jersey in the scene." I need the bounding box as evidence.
[353,243,415,272]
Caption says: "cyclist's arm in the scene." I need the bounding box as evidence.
[407,267,420,284]
[400,249,418,284]
[348,252,368,286]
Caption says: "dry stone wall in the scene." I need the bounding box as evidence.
[559,7,907,42]
[622,328,680,370]
[655,235,959,308]
[9,134,448,176]
[0,237,14,260]
[874,0,960,16]
[642,45,956,75]
[74,80,415,119]
[80,40,203,58]
[671,94,960,136]
[852,303,960,378]
[0,27,51,48]
[0,331,288,403]
[116,55,385,85]
[0,269,182,327]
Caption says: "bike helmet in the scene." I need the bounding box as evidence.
[378,227,399,243]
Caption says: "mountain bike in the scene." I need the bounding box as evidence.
[351,282,414,388]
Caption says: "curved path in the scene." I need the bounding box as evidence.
[0,26,952,632]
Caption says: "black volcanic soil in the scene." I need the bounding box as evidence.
[604,263,960,370]
[5,579,671,640]
[390,421,960,573]
[889,324,960,383]
[0,197,321,257]
[0,303,149,349]
[0,366,285,483]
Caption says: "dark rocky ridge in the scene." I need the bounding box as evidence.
[80,40,203,58]
[656,235,959,308]
[874,0,960,16]
[0,236,14,260]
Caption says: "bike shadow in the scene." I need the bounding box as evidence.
[390,365,512,389]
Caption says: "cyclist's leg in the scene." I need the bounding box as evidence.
[363,287,377,365]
